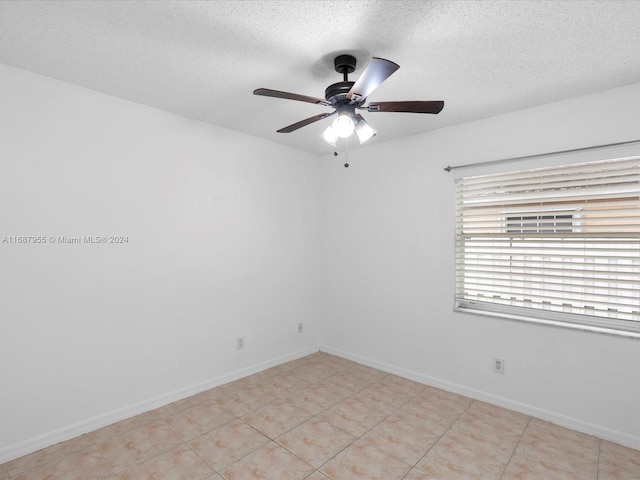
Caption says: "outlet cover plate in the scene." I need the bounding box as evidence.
[493,357,505,374]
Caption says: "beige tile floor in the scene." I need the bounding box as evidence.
[3,352,640,479]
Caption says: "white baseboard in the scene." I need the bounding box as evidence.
[4,343,638,464]
[0,345,319,464]
[320,345,640,451]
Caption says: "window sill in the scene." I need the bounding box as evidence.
[454,305,640,340]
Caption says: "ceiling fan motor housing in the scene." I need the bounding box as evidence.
[325,81,355,103]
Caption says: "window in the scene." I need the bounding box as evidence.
[454,157,640,336]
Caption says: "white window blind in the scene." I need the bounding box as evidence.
[455,157,640,336]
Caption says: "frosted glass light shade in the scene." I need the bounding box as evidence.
[321,125,337,146]
[355,119,376,144]
[332,114,355,138]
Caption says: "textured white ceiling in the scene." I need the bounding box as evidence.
[1,0,640,155]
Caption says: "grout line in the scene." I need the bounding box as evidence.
[402,395,476,478]
[498,415,532,480]
[92,438,117,480]
[183,440,218,478]
[237,358,364,479]
[596,438,602,480]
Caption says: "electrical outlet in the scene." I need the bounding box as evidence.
[297,322,303,333]
[493,357,505,374]
[236,337,245,350]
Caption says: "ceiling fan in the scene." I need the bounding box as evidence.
[253,54,444,146]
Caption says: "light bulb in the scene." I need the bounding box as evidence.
[332,114,355,138]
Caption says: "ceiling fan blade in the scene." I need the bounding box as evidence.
[277,112,336,133]
[254,88,331,106]
[346,57,400,102]
[367,101,444,114]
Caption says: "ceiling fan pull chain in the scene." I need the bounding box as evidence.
[344,137,350,168]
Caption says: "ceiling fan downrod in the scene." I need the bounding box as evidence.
[334,54,356,82]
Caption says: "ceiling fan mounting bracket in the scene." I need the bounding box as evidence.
[334,54,357,78]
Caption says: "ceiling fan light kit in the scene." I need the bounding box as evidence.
[253,53,444,151]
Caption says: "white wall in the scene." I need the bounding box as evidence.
[0,64,322,460]
[321,82,640,448]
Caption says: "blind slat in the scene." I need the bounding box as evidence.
[458,284,639,308]
[456,264,640,278]
[458,276,640,287]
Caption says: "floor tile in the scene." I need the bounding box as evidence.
[292,363,336,383]
[6,434,95,477]
[361,413,439,464]
[188,419,269,471]
[164,402,235,441]
[318,396,388,436]
[209,379,248,398]
[186,385,232,406]
[284,383,351,415]
[349,390,400,415]
[321,353,358,370]
[10,444,114,480]
[276,418,355,468]
[524,418,599,452]
[500,419,599,480]
[416,421,518,480]
[90,413,157,441]
[116,444,213,480]
[403,468,439,480]
[436,402,526,464]
[346,364,387,384]
[96,419,182,473]
[459,401,529,436]
[162,394,207,413]
[376,374,426,394]
[303,472,331,480]
[157,399,198,418]
[420,387,474,412]
[258,371,312,395]
[320,440,411,480]
[392,402,454,437]
[321,371,370,395]
[358,381,418,410]
[213,386,277,416]
[220,442,314,480]
[598,440,640,480]
[242,400,312,439]
[262,361,298,377]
